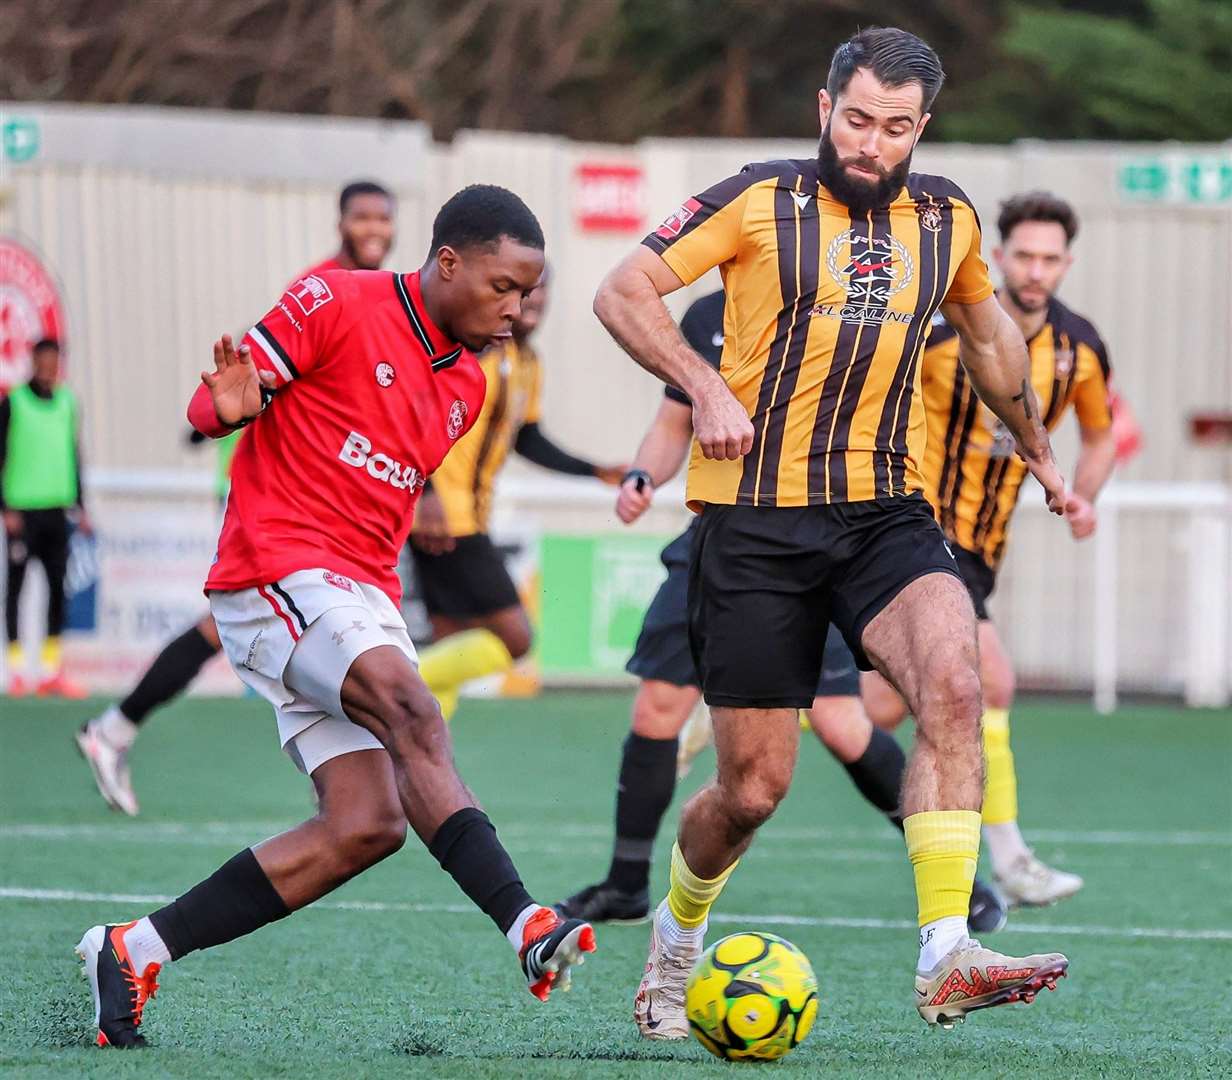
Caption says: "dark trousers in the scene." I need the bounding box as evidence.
[5,508,71,643]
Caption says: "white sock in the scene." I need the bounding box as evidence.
[505,903,542,951]
[122,917,172,973]
[655,899,705,954]
[983,822,1031,874]
[93,705,139,750]
[917,915,967,972]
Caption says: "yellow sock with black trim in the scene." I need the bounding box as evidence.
[980,707,1018,825]
[666,842,737,929]
[41,636,63,672]
[416,629,514,723]
[903,810,981,926]
[6,641,24,670]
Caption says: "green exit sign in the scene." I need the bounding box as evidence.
[1119,155,1232,205]
[1,116,40,163]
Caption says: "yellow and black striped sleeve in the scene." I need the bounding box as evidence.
[522,344,543,426]
[641,166,766,286]
[1071,335,1112,430]
[941,205,995,306]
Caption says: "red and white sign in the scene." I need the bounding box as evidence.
[574,163,645,233]
[0,237,66,391]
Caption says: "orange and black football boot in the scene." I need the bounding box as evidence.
[75,923,160,1047]
[517,906,596,1001]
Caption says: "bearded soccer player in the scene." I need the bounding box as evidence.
[410,270,624,721]
[863,191,1117,908]
[76,180,397,816]
[555,288,1007,933]
[74,185,595,1049]
[595,28,1073,1034]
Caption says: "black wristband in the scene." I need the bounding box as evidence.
[622,468,653,492]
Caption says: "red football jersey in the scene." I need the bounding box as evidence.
[204,269,486,603]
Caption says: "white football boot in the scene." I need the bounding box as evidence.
[995,852,1084,907]
[633,902,700,1040]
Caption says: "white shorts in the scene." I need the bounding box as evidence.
[210,568,417,776]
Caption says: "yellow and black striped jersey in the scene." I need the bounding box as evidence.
[921,297,1112,570]
[643,158,994,509]
[432,339,542,536]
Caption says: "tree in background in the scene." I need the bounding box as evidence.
[1,0,1227,142]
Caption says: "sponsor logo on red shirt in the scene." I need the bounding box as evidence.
[285,275,334,317]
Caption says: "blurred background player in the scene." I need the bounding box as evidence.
[2,338,91,698]
[75,180,396,815]
[863,191,1118,909]
[554,290,1005,933]
[77,186,595,1049]
[410,269,624,721]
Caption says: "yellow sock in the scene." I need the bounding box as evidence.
[666,842,737,929]
[980,707,1018,825]
[417,629,514,723]
[904,810,981,926]
[40,636,63,672]
[6,641,24,669]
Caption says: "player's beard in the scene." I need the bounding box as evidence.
[1003,283,1051,314]
[816,125,912,214]
[341,232,386,271]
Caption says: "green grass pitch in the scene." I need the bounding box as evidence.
[1,691,1229,1078]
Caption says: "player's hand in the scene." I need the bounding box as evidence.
[201,335,277,427]
[3,510,22,538]
[615,475,654,524]
[410,489,456,555]
[692,381,753,461]
[1065,494,1097,540]
[1018,441,1073,516]
[73,510,95,538]
[594,464,628,486]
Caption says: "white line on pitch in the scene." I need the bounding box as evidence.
[1,821,1228,847]
[2,886,1228,942]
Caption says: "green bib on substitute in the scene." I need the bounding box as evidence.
[3,383,79,509]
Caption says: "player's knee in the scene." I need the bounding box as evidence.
[384,682,451,761]
[501,621,533,661]
[721,770,790,834]
[330,808,407,873]
[631,682,696,738]
[921,661,982,735]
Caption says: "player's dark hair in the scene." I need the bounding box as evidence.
[997,191,1079,246]
[826,27,946,113]
[339,180,393,215]
[32,338,60,354]
[429,184,544,256]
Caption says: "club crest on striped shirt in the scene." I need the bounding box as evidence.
[285,275,334,317]
[918,205,944,233]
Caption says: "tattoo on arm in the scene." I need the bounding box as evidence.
[1011,378,1034,421]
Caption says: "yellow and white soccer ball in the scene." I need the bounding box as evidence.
[685,932,819,1062]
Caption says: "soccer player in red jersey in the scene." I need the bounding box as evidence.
[75,185,596,1049]
[77,181,397,816]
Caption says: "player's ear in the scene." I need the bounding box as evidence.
[913,112,931,146]
[817,89,832,128]
[435,245,459,282]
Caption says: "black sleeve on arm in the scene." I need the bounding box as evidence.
[514,422,596,477]
[0,397,10,509]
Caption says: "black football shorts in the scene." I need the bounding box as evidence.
[627,519,860,697]
[687,494,963,709]
[411,532,521,618]
[950,544,997,622]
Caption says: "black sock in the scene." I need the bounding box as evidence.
[605,734,679,895]
[843,727,907,832]
[149,849,290,960]
[429,808,534,934]
[120,624,219,725]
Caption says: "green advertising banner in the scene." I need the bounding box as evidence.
[539,533,672,676]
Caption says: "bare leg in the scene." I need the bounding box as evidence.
[251,749,406,909]
[676,707,798,878]
[861,573,983,815]
[860,669,911,731]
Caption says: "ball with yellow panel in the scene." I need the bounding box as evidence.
[685,932,819,1062]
